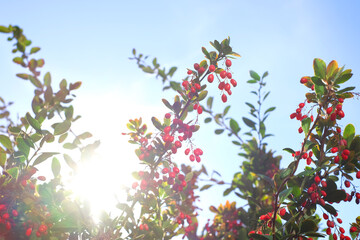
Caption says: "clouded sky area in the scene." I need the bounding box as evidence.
[1,0,360,236]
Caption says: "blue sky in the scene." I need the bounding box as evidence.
[1,0,360,236]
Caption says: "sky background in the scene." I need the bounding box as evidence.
[1,0,360,237]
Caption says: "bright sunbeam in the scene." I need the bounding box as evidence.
[66,149,135,221]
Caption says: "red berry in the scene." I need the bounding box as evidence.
[337,218,343,224]
[314,175,321,184]
[37,176,46,181]
[225,83,231,91]
[290,113,297,119]
[306,157,312,165]
[12,209,18,217]
[194,83,201,90]
[194,63,200,70]
[345,180,350,188]
[189,155,195,161]
[350,226,358,232]
[220,70,227,79]
[173,167,180,174]
[336,104,342,110]
[221,94,227,103]
[321,180,327,188]
[132,182,138,189]
[26,228,32,237]
[5,221,11,230]
[279,208,286,216]
[226,72,232,79]
[197,106,203,114]
[326,107,333,114]
[225,59,232,67]
[185,148,190,155]
[336,127,341,133]
[331,147,338,153]
[218,82,225,90]
[162,168,169,174]
[187,70,192,75]
[165,113,171,119]
[209,65,216,72]
[337,110,345,118]
[300,77,308,83]
[207,74,214,83]
[164,126,171,134]
[298,127,303,133]
[323,213,329,219]
[299,103,305,108]
[198,67,205,75]
[338,98,344,103]
[230,79,237,87]
[356,171,360,179]
[175,141,182,148]
[334,156,340,163]
[343,149,350,155]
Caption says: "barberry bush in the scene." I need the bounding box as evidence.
[0,24,360,240]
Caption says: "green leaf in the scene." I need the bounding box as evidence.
[204,117,212,123]
[249,70,260,81]
[17,137,30,158]
[300,219,318,233]
[315,84,325,98]
[13,57,23,64]
[16,73,29,80]
[223,188,233,196]
[215,129,224,135]
[279,187,293,204]
[264,107,276,115]
[162,99,173,110]
[326,60,338,80]
[54,120,71,135]
[313,58,326,79]
[200,184,213,191]
[335,69,353,84]
[29,75,42,88]
[52,157,61,177]
[311,76,324,86]
[324,190,346,202]
[170,81,182,91]
[343,124,355,145]
[262,71,269,78]
[207,97,213,109]
[283,148,295,154]
[64,154,77,171]
[30,47,40,54]
[26,112,41,132]
[230,119,240,133]
[223,105,230,116]
[280,168,292,179]
[323,204,337,215]
[232,141,241,146]
[0,135,13,151]
[243,117,256,129]
[336,86,355,94]
[0,25,11,33]
[44,72,51,86]
[151,117,163,131]
[185,172,193,182]
[33,152,59,166]
[197,90,208,101]
[7,167,19,180]
[301,117,311,135]
[0,151,7,168]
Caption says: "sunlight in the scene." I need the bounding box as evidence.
[63,88,166,221]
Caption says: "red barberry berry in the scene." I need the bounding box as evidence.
[225,59,232,67]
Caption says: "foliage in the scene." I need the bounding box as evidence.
[1,24,360,240]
